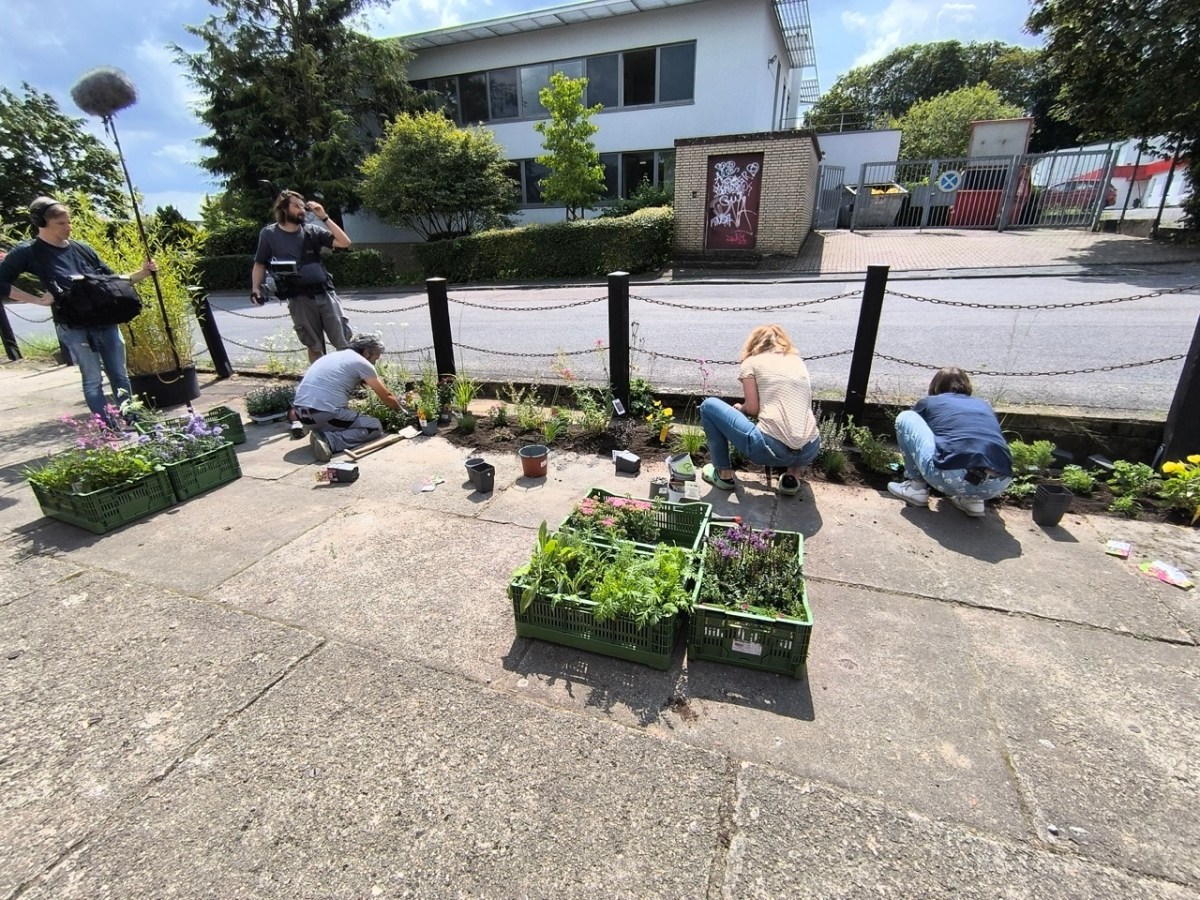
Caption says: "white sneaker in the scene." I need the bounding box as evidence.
[888,479,929,507]
[950,495,986,517]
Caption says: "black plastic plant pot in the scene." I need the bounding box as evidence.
[1032,483,1073,526]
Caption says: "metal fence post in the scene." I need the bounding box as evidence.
[607,271,630,413]
[1158,309,1200,464]
[843,265,889,423]
[425,277,456,379]
[189,287,233,379]
[0,302,21,361]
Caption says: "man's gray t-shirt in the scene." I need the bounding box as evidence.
[294,350,377,412]
[254,223,333,290]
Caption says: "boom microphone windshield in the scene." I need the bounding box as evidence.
[70,67,138,118]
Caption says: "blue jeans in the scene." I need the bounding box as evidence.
[699,397,820,472]
[895,410,1012,500]
[297,405,382,453]
[56,323,133,422]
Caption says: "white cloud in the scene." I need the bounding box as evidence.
[364,0,495,37]
[842,0,936,68]
[155,143,200,165]
[141,189,211,221]
[135,38,202,119]
[937,3,977,28]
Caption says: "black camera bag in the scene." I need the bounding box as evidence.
[52,274,144,327]
[33,239,144,327]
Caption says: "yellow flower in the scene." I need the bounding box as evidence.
[1188,454,1200,465]
[662,408,673,417]
[1162,461,1184,474]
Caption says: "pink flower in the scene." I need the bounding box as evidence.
[601,517,616,527]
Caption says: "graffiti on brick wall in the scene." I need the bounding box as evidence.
[705,153,763,250]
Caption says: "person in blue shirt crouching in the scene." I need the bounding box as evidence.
[887,367,1013,517]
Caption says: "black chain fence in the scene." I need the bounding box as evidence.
[885,281,1200,311]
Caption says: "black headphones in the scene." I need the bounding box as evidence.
[29,196,61,228]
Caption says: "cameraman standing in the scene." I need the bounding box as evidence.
[250,190,352,363]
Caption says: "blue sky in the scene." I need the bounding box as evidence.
[1,0,1039,220]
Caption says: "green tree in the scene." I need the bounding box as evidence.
[359,111,518,241]
[890,84,1024,159]
[806,41,1073,152]
[1027,0,1200,223]
[152,205,200,248]
[0,84,126,226]
[198,192,254,232]
[174,0,419,221]
[534,73,605,219]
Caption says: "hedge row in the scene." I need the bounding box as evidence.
[413,207,673,282]
[196,249,397,293]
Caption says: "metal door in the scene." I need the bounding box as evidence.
[814,164,845,229]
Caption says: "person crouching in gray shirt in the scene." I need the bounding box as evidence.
[292,335,407,462]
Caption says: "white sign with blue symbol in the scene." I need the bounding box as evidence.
[938,170,962,193]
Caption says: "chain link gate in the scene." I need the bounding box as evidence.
[814,164,845,229]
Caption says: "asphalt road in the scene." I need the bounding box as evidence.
[7,269,1200,416]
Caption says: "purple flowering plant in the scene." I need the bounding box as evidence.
[24,409,154,494]
[134,412,228,464]
[563,494,660,544]
[699,523,805,618]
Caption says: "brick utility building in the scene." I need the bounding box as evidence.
[349,0,822,260]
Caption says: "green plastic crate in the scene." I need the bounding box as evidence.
[688,524,811,679]
[163,441,242,501]
[509,577,691,670]
[135,406,247,445]
[30,469,175,535]
[558,487,711,555]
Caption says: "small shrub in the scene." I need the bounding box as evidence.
[671,425,707,456]
[1004,477,1038,500]
[488,402,509,426]
[815,405,848,464]
[846,420,901,474]
[627,378,656,418]
[245,385,295,416]
[457,412,477,434]
[821,448,847,477]
[542,415,569,445]
[1059,464,1095,495]
[1108,494,1142,518]
[1009,439,1055,473]
[1108,460,1158,497]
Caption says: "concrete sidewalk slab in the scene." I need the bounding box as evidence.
[961,606,1200,885]
[727,768,1197,899]
[8,477,352,597]
[1,571,319,897]
[24,643,727,899]
[213,502,531,684]
[788,482,1194,643]
[678,582,1028,840]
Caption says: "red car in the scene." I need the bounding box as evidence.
[1044,178,1117,210]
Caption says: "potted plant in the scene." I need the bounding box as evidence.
[25,411,174,533]
[415,363,441,434]
[509,522,698,669]
[68,194,202,408]
[245,385,296,423]
[135,413,241,501]
[559,488,710,556]
[688,521,812,679]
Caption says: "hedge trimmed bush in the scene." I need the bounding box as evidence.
[414,206,672,282]
[196,250,397,293]
[201,223,260,257]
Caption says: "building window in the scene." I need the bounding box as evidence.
[520,64,551,118]
[599,153,619,199]
[658,43,696,103]
[513,149,674,206]
[622,49,657,107]
[489,69,519,120]
[415,41,696,126]
[522,159,552,204]
[586,55,619,108]
[459,72,489,124]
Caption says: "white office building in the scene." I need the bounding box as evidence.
[348,0,818,244]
